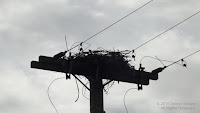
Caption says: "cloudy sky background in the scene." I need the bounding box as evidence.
[1,0,200,113]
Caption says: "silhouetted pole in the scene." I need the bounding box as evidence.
[90,77,104,113]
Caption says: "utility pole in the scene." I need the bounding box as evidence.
[90,78,104,113]
[31,51,163,113]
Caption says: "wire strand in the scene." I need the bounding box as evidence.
[155,56,165,67]
[123,88,137,113]
[140,56,182,66]
[47,77,65,113]
[65,35,68,51]
[133,10,200,51]
[66,0,154,52]
[182,50,200,60]
[74,77,80,102]
[166,49,200,67]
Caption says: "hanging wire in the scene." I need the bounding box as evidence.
[132,10,200,52]
[47,77,65,113]
[155,56,165,67]
[74,77,80,102]
[64,0,154,52]
[123,88,138,113]
[140,56,182,66]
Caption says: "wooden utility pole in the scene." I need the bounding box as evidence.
[90,78,104,113]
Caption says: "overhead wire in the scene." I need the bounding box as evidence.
[47,77,65,113]
[139,50,200,72]
[133,10,200,52]
[123,88,138,113]
[166,49,200,68]
[64,0,154,52]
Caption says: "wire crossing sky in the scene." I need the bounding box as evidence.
[133,10,200,51]
[166,49,200,67]
[66,0,154,52]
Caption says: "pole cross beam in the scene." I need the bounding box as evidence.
[31,56,158,85]
[31,53,159,113]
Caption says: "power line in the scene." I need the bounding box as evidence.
[182,49,200,60]
[65,0,154,52]
[166,49,200,67]
[133,10,200,51]
[82,0,153,43]
[139,49,200,69]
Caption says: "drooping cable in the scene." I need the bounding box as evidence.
[140,56,182,66]
[155,56,165,67]
[47,77,65,113]
[65,0,154,52]
[74,77,80,102]
[123,88,137,113]
[133,10,200,52]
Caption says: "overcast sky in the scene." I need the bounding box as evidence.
[1,0,200,113]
